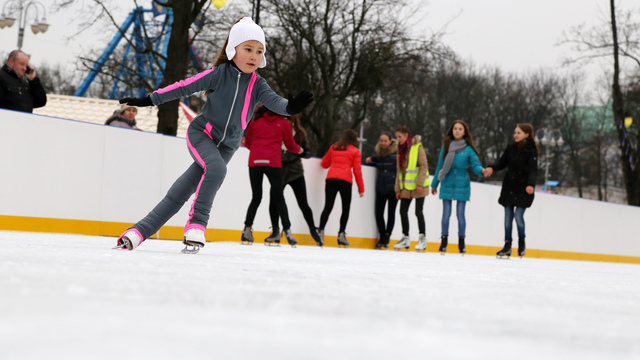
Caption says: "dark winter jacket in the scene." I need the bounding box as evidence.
[0,64,47,113]
[282,141,311,185]
[244,112,300,168]
[489,138,539,208]
[105,110,139,129]
[369,139,398,195]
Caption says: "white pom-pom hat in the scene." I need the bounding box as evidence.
[225,17,267,68]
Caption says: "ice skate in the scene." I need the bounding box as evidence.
[317,229,325,247]
[375,234,389,249]
[394,235,411,251]
[438,235,448,255]
[518,237,526,258]
[496,240,512,259]
[241,226,254,245]
[182,228,205,254]
[415,234,427,252]
[264,227,281,246]
[113,230,142,251]
[337,232,349,247]
[458,236,466,255]
[283,228,298,248]
[311,228,323,247]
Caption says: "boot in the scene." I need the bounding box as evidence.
[438,235,448,254]
[375,233,387,249]
[115,229,142,251]
[182,228,206,254]
[518,237,526,257]
[337,232,349,247]
[317,229,325,247]
[283,228,298,247]
[415,233,427,252]
[458,236,466,254]
[497,240,512,258]
[311,228,323,247]
[394,235,411,250]
[241,226,254,245]
[264,227,281,246]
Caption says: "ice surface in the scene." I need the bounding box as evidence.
[1,231,639,360]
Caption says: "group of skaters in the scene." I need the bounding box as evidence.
[113,17,538,258]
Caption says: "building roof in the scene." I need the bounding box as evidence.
[33,94,190,137]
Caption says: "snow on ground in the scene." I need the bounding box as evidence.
[0,231,638,360]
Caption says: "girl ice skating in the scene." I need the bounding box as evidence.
[114,17,313,253]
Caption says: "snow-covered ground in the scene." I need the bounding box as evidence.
[1,231,638,360]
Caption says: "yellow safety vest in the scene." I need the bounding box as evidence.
[399,143,430,190]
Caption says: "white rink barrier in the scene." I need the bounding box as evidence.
[1,109,639,263]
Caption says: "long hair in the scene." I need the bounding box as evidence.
[334,129,359,151]
[516,123,540,154]
[288,114,308,144]
[205,18,243,96]
[395,125,412,168]
[252,104,269,120]
[443,120,479,155]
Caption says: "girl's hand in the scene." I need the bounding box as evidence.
[119,96,152,107]
[396,192,401,200]
[365,156,372,164]
[431,187,437,195]
[526,186,534,194]
[359,192,364,198]
[416,185,423,195]
[482,167,493,177]
[286,91,314,114]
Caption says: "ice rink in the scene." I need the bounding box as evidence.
[1,231,638,360]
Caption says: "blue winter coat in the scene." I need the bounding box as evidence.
[431,144,484,201]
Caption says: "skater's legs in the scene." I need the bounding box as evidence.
[374,193,387,236]
[184,128,233,231]
[399,198,411,236]
[319,179,340,229]
[414,197,425,234]
[456,200,467,238]
[244,167,265,227]
[385,194,398,235]
[132,162,202,240]
[504,206,515,241]
[264,167,291,229]
[514,206,527,239]
[288,176,317,231]
[441,199,452,236]
[336,180,352,233]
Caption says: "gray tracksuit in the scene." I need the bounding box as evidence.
[131,62,289,240]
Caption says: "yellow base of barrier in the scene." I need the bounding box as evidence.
[1,214,638,264]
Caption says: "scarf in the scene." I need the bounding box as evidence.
[438,139,467,181]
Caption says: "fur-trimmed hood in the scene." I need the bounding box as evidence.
[374,138,398,157]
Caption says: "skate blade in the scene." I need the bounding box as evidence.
[112,239,132,251]
[240,240,254,245]
[264,242,280,247]
[415,250,426,253]
[496,255,511,259]
[181,244,201,254]
[338,244,349,248]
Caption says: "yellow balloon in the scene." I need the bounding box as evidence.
[625,117,633,128]
[212,0,227,9]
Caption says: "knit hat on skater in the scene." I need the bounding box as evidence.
[225,17,267,68]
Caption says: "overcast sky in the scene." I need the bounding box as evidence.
[0,0,631,86]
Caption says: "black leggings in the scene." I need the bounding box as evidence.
[375,192,398,236]
[269,175,317,232]
[244,166,291,229]
[400,197,425,236]
[319,179,352,233]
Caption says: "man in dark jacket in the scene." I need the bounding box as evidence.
[0,50,47,113]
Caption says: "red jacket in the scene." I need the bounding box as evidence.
[321,144,365,193]
[245,112,300,168]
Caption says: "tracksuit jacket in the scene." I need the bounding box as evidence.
[130,62,290,241]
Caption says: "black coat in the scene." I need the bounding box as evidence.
[281,141,311,185]
[0,64,47,113]
[369,140,398,195]
[489,138,538,208]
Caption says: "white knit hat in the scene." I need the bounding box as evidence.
[225,17,267,68]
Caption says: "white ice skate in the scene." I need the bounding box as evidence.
[113,230,142,251]
[394,235,411,251]
[182,228,206,254]
[415,234,427,252]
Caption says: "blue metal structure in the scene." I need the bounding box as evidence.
[74,6,204,99]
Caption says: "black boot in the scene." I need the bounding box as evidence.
[497,240,512,258]
[458,236,466,254]
[264,227,280,246]
[438,235,448,254]
[310,228,323,247]
[375,233,388,249]
[518,237,526,257]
